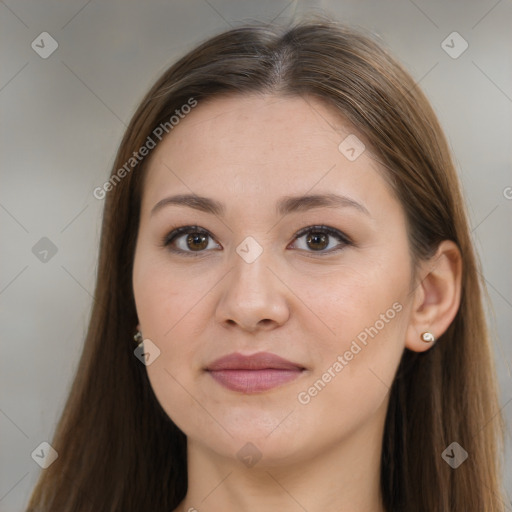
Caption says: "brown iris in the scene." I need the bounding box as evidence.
[307,232,328,251]
[186,232,209,251]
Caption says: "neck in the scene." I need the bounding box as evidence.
[175,408,387,512]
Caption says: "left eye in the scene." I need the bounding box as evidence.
[162,225,351,256]
[289,225,351,254]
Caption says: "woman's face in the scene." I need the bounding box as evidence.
[133,94,416,465]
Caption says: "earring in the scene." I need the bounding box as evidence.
[134,330,143,345]
[421,331,435,343]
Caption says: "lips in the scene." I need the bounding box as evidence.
[206,352,305,393]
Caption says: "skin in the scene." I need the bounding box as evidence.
[132,93,462,512]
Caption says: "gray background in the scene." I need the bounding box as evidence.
[1,0,511,510]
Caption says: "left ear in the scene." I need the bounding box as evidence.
[405,240,462,352]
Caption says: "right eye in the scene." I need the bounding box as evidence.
[162,225,221,256]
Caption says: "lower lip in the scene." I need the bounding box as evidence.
[207,369,303,393]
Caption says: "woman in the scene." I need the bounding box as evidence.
[26,16,506,512]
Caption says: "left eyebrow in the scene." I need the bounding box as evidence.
[150,193,371,218]
[276,193,371,217]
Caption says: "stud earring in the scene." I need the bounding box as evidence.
[421,331,435,343]
[134,330,143,345]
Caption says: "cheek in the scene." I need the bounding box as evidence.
[295,256,408,346]
[133,256,212,399]
[294,256,409,405]
[133,253,206,338]
[136,273,210,435]
[293,292,406,447]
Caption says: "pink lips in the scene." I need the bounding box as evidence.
[206,352,305,393]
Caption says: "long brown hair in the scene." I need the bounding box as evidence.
[26,15,506,511]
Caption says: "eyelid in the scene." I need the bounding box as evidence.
[161,224,352,256]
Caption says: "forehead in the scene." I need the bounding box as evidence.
[140,93,397,219]
[155,93,364,161]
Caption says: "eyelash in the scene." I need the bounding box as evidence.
[160,224,353,257]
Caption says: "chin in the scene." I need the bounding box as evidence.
[190,420,313,468]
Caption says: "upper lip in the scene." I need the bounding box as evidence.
[206,352,305,371]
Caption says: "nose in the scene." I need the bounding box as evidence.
[215,245,290,333]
